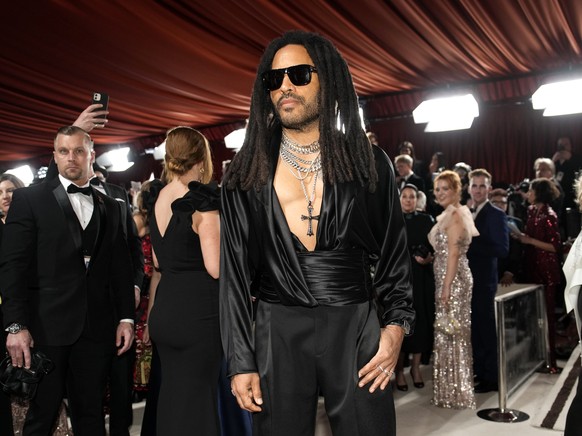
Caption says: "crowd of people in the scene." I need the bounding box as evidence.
[0,28,581,436]
[385,132,581,411]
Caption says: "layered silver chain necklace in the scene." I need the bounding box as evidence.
[279,133,321,236]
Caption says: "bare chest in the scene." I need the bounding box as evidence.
[274,159,323,251]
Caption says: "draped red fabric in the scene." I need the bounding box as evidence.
[2,1,582,184]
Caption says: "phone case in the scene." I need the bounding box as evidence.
[91,92,109,120]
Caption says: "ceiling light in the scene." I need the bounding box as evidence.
[5,165,34,186]
[532,78,582,116]
[96,147,134,172]
[224,128,246,150]
[413,94,479,132]
[153,141,166,160]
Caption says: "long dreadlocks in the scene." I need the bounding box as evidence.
[224,30,378,192]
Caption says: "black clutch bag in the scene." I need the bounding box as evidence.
[411,244,430,258]
[0,350,54,400]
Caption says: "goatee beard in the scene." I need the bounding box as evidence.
[274,93,320,132]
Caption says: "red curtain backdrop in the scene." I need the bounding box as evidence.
[368,103,582,188]
[2,1,582,186]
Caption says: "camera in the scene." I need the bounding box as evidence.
[411,244,430,258]
[518,179,530,193]
[507,179,529,198]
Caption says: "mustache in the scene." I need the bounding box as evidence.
[276,92,305,107]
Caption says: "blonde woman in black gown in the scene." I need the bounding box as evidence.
[428,171,478,409]
[148,127,221,434]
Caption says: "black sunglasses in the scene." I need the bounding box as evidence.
[262,64,317,91]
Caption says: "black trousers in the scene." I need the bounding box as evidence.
[108,346,135,436]
[23,336,114,436]
[253,301,396,436]
[0,310,14,436]
[471,285,498,383]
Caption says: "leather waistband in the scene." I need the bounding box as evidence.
[259,249,373,306]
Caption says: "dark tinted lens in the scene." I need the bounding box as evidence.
[263,70,285,91]
[287,65,313,86]
[262,65,316,91]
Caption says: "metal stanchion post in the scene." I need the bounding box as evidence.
[477,291,530,422]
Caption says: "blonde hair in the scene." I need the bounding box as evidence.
[395,154,413,166]
[164,126,213,183]
[574,174,582,211]
[534,157,555,175]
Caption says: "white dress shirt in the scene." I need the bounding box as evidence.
[472,200,488,220]
[59,174,93,229]
[60,175,134,325]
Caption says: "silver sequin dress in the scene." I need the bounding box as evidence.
[428,204,478,409]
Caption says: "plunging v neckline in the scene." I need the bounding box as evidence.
[271,184,325,253]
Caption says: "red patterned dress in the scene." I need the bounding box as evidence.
[133,234,154,393]
[524,203,561,368]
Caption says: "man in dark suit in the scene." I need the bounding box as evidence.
[90,163,144,436]
[467,169,509,393]
[490,189,524,285]
[395,154,425,193]
[1,126,135,435]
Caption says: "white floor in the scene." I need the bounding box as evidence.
[128,363,569,436]
[394,364,565,436]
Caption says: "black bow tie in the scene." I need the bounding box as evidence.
[90,178,102,186]
[67,184,92,196]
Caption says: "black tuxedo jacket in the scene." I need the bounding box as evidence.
[0,177,134,346]
[99,181,144,289]
[467,201,509,289]
[400,173,426,193]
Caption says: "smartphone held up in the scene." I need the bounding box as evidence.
[91,92,109,126]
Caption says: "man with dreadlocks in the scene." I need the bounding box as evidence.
[220,30,414,436]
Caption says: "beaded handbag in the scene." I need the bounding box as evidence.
[434,312,462,335]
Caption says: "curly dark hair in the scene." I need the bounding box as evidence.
[223,30,377,192]
[529,178,560,204]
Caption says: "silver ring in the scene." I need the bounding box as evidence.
[378,365,385,372]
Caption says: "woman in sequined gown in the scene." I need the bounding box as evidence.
[517,178,562,372]
[428,171,479,409]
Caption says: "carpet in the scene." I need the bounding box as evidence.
[531,344,580,431]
